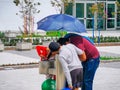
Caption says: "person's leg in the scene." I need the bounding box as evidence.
[82,57,100,90]
[70,68,83,90]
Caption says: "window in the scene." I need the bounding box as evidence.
[117,17,120,27]
[65,3,73,15]
[107,19,115,28]
[76,3,84,18]
[86,3,94,18]
[107,4,115,18]
[87,19,93,29]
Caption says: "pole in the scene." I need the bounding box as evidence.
[94,0,97,31]
[98,18,101,45]
[94,0,98,43]
[61,1,64,14]
[92,17,94,42]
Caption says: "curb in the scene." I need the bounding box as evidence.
[0,60,120,71]
[100,60,120,63]
[95,42,120,46]
[0,63,39,71]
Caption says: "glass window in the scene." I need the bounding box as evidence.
[76,3,84,18]
[86,19,93,29]
[78,19,84,24]
[117,18,120,27]
[107,19,115,28]
[86,3,94,18]
[107,4,115,18]
[97,18,104,29]
[117,7,120,27]
[65,3,73,15]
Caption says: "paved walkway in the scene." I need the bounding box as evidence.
[97,46,120,57]
[0,46,120,90]
[0,66,120,90]
[0,49,39,65]
[0,46,120,65]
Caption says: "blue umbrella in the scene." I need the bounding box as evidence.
[37,14,86,33]
[64,33,94,45]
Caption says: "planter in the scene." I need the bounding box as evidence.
[4,46,16,50]
[42,41,52,46]
[16,42,32,50]
[0,43,4,51]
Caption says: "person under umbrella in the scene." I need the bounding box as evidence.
[64,33,100,90]
[48,41,86,90]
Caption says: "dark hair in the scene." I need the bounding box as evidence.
[57,38,69,45]
[49,42,60,52]
[47,42,60,59]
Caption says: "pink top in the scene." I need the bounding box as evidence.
[70,36,99,60]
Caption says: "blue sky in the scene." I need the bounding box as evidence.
[0,0,58,31]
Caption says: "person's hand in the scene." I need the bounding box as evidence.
[40,55,47,60]
[46,74,53,79]
[68,84,73,90]
[78,51,86,62]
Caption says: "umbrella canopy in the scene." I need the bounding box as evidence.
[37,14,86,33]
[64,33,94,45]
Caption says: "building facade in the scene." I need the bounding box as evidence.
[65,0,120,31]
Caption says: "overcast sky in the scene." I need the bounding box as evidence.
[0,0,58,31]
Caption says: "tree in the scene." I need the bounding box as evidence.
[13,0,40,36]
[89,2,105,23]
[89,2,105,43]
[0,31,5,39]
[50,0,74,14]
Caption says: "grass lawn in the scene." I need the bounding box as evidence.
[100,56,120,61]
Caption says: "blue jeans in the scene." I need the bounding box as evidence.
[82,57,100,90]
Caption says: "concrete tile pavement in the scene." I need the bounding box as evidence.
[0,49,40,65]
[0,66,120,90]
[97,46,120,55]
[94,67,120,90]
[0,46,120,65]
[0,68,46,90]
[0,52,39,65]
[97,46,120,57]
[0,46,120,90]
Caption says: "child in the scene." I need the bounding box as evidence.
[48,41,85,90]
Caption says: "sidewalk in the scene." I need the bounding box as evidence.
[0,49,40,65]
[97,46,120,57]
[0,46,120,66]
[0,46,120,90]
[0,66,120,90]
